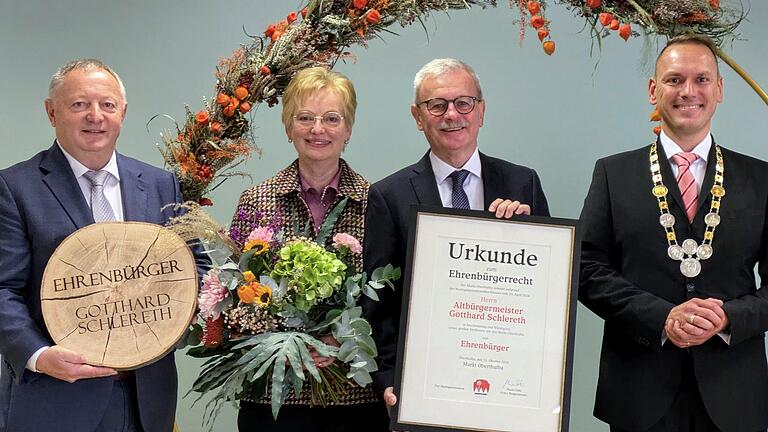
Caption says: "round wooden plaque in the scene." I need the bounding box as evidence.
[41,222,198,370]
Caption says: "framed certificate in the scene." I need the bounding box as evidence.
[391,206,580,432]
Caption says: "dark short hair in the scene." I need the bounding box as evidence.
[655,34,720,77]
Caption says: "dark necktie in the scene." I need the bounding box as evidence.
[450,169,471,210]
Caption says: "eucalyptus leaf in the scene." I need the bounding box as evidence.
[356,335,378,357]
[361,283,380,301]
[337,340,356,362]
[349,318,372,336]
[238,248,259,272]
[348,369,373,386]
[352,350,377,372]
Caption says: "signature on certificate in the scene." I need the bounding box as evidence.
[503,378,525,390]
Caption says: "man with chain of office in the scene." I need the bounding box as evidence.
[579,34,768,432]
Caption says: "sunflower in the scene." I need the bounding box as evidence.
[253,283,272,307]
[243,239,269,255]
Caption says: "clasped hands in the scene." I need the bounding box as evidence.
[665,297,729,349]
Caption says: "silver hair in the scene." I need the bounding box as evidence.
[48,58,127,102]
[413,58,483,103]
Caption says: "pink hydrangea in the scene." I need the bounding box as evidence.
[246,226,274,243]
[333,233,362,254]
[199,271,228,319]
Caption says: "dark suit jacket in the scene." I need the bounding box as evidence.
[0,143,183,432]
[579,140,768,432]
[362,151,550,395]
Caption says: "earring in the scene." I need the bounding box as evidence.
[288,138,293,143]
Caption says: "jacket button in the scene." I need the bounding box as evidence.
[686,283,695,292]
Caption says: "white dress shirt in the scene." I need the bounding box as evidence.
[430,148,484,211]
[27,143,125,372]
[660,130,711,193]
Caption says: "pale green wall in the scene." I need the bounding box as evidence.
[2,1,767,431]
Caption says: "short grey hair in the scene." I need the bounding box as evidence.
[49,58,127,102]
[413,58,483,103]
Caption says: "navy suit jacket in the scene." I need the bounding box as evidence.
[0,143,183,432]
[579,140,768,432]
[362,151,550,395]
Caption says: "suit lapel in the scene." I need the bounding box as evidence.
[409,152,442,206]
[117,154,148,222]
[480,152,503,208]
[40,144,93,228]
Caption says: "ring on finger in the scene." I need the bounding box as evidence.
[688,314,696,324]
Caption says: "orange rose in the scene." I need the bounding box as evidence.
[210,122,222,133]
[238,284,256,304]
[353,0,367,9]
[239,102,251,113]
[287,11,297,23]
[259,66,271,76]
[243,271,256,283]
[195,110,209,125]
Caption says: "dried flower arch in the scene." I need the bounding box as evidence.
[157,0,765,204]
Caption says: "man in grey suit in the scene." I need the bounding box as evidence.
[362,58,550,414]
[0,59,183,431]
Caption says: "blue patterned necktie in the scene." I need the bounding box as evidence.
[83,170,117,222]
[450,169,471,210]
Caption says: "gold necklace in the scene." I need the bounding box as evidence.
[649,143,725,277]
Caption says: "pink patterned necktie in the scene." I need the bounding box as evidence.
[671,152,699,222]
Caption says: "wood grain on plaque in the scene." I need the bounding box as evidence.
[41,222,198,370]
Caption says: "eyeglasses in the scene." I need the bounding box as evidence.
[293,111,345,128]
[416,96,481,116]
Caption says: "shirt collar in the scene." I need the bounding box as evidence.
[57,140,120,181]
[298,163,341,194]
[659,130,711,163]
[430,148,482,184]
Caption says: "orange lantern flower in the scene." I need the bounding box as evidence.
[366,9,381,24]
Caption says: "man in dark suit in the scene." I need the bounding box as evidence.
[579,35,768,432]
[362,58,550,413]
[0,59,183,431]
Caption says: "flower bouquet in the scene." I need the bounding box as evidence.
[171,199,399,427]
